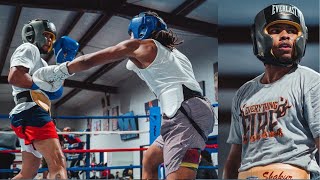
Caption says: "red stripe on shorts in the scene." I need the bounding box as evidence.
[12,121,58,145]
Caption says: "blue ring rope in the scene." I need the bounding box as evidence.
[0,165,217,173]
[0,103,218,119]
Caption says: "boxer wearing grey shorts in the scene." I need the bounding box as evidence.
[154,96,214,176]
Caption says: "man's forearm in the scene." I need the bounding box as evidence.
[223,160,240,179]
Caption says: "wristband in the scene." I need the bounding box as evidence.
[30,82,39,90]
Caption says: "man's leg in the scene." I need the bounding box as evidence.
[166,148,201,180]
[42,158,49,179]
[75,159,81,179]
[12,151,41,179]
[33,138,67,179]
[0,153,15,179]
[161,98,212,180]
[70,159,81,179]
[167,167,197,180]
[142,145,164,179]
[43,170,49,179]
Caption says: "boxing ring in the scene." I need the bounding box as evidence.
[0,105,218,179]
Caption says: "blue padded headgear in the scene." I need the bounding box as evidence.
[128,12,168,39]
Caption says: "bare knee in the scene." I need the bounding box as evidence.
[14,171,38,179]
[143,153,155,167]
[46,154,67,179]
[142,147,163,179]
[143,148,162,169]
[47,151,66,170]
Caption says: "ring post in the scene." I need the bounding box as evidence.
[100,152,104,164]
[86,129,90,179]
[149,107,161,145]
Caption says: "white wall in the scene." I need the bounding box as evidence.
[180,37,218,104]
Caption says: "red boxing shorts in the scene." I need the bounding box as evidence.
[10,105,58,145]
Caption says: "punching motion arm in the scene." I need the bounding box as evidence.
[31,39,156,92]
[67,38,158,73]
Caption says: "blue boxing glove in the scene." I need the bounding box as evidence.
[30,82,40,90]
[53,36,79,64]
[30,81,63,100]
[42,86,64,100]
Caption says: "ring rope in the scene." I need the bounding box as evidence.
[0,130,149,135]
[0,165,217,173]
[54,115,150,120]
[0,105,218,120]
[0,165,142,173]
[0,115,151,120]
[205,144,218,148]
[0,144,217,154]
[0,148,149,154]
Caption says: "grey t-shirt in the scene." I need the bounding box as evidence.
[227,65,320,173]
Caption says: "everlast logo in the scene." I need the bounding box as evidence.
[263,171,293,179]
[271,5,299,17]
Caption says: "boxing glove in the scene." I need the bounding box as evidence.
[53,36,79,64]
[42,86,63,100]
[32,62,74,92]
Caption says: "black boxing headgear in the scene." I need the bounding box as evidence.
[251,4,308,66]
[21,19,56,54]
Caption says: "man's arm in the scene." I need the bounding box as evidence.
[30,39,156,92]
[67,39,156,74]
[222,144,242,179]
[8,66,33,88]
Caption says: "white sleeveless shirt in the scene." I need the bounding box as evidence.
[126,40,202,118]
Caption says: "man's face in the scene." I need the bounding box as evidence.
[266,23,299,62]
[63,127,71,132]
[41,31,55,53]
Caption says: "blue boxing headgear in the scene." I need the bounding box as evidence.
[128,12,168,39]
